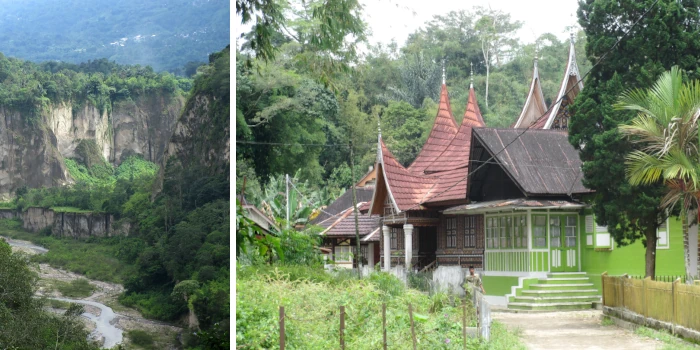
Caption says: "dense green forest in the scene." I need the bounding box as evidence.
[236,4,591,207]
[0,53,191,122]
[0,0,229,73]
[0,47,230,349]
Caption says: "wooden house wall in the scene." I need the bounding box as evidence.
[436,214,485,268]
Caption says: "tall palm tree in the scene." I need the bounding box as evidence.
[617,66,700,282]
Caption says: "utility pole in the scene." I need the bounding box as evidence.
[285,173,290,229]
[350,141,362,278]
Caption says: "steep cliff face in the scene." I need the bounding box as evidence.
[0,108,71,200]
[46,95,184,165]
[0,94,183,198]
[155,47,230,196]
[20,207,129,238]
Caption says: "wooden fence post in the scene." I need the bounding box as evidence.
[409,304,417,350]
[462,298,467,346]
[672,278,680,335]
[382,303,387,350]
[340,305,345,350]
[601,271,607,306]
[622,273,628,309]
[643,277,650,324]
[280,306,285,350]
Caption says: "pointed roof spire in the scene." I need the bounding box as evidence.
[512,47,547,129]
[407,84,458,174]
[423,81,484,174]
[470,62,474,88]
[541,27,584,130]
[442,59,446,84]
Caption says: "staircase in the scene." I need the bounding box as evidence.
[507,272,601,311]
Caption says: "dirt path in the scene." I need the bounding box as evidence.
[492,310,665,350]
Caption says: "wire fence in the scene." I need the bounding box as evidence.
[266,296,490,350]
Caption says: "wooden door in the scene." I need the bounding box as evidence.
[549,215,578,272]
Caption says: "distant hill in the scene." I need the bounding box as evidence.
[0,0,229,73]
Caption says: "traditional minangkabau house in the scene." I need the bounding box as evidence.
[362,34,689,309]
[311,167,381,269]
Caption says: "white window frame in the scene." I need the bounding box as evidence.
[657,217,670,250]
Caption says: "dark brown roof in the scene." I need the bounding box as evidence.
[408,84,458,174]
[425,86,485,174]
[471,128,590,195]
[321,205,381,239]
[310,187,375,225]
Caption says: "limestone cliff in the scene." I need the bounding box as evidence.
[154,47,230,196]
[0,94,184,199]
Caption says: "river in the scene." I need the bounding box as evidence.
[2,236,124,348]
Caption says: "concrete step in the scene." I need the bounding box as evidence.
[512,295,601,304]
[508,301,594,311]
[537,277,590,284]
[521,289,600,297]
[547,272,587,277]
[530,283,595,290]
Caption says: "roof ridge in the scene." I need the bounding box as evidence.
[407,84,458,174]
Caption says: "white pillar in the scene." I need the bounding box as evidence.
[383,225,391,271]
[404,224,414,272]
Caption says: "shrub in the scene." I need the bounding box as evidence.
[55,278,95,298]
[127,330,155,349]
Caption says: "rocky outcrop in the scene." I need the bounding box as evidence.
[0,93,184,199]
[0,108,71,200]
[0,208,17,219]
[21,207,127,238]
[22,207,54,232]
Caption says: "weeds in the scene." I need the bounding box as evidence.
[55,278,96,298]
[601,316,615,326]
[634,327,699,350]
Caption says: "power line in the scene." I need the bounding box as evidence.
[236,140,376,147]
[399,0,660,212]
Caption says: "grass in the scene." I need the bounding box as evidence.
[601,316,615,326]
[46,299,73,309]
[237,265,525,349]
[50,206,96,213]
[635,326,700,350]
[54,278,96,298]
[0,218,127,283]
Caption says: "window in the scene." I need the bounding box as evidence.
[513,215,527,248]
[464,216,477,248]
[499,216,510,248]
[486,217,499,248]
[565,216,577,247]
[390,227,398,249]
[532,215,547,248]
[550,216,561,248]
[657,220,669,249]
[446,218,457,248]
[334,245,353,262]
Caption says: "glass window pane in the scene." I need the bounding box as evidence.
[535,216,546,226]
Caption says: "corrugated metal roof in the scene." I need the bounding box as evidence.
[472,128,591,196]
[443,198,585,215]
[321,203,381,239]
[310,187,375,225]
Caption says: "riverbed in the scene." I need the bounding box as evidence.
[2,235,181,349]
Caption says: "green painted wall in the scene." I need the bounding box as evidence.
[579,216,686,277]
[481,276,519,296]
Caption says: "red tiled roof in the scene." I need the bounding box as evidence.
[423,167,469,204]
[407,84,458,174]
[380,138,436,211]
[424,86,485,174]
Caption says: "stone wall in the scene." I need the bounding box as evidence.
[20,207,128,238]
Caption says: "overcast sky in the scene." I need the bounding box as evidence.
[361,0,580,46]
[234,0,580,48]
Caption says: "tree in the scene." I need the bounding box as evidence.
[474,6,522,108]
[617,67,700,282]
[237,0,366,87]
[569,0,700,279]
